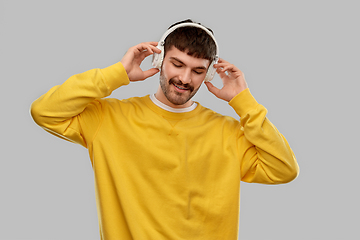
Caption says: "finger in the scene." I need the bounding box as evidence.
[142,42,161,50]
[216,63,241,75]
[220,65,234,73]
[143,46,155,56]
[150,45,162,54]
[214,62,231,71]
[148,41,160,47]
[217,58,229,64]
[215,63,232,73]
[136,42,156,53]
[216,69,230,81]
[143,68,160,79]
[137,50,151,63]
[134,43,148,52]
[147,44,162,54]
[137,46,156,61]
[138,44,161,60]
[204,81,221,97]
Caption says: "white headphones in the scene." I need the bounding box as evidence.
[152,22,219,82]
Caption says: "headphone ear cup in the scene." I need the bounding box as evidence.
[152,45,164,69]
[204,59,218,82]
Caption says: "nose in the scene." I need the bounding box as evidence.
[178,68,192,84]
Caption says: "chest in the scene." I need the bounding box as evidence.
[92,111,240,179]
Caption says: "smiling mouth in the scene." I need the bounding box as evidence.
[173,83,189,91]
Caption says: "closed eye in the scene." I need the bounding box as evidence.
[194,70,204,75]
[172,62,182,68]
[170,59,206,74]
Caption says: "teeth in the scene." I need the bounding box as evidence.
[174,83,187,90]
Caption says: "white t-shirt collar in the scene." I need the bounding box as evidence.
[149,94,197,113]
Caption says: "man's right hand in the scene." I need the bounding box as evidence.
[121,42,161,82]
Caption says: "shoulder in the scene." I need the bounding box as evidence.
[94,96,149,116]
[196,103,239,125]
[97,95,148,106]
[191,103,242,138]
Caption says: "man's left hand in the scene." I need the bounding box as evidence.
[205,58,248,102]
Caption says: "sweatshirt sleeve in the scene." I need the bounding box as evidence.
[30,62,130,148]
[229,89,299,184]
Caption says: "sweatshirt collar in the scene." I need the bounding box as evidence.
[149,94,198,113]
[144,95,201,120]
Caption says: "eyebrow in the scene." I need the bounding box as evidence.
[169,57,207,70]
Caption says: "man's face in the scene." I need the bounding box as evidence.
[157,46,210,108]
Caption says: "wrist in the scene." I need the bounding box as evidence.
[101,62,130,91]
[228,88,258,117]
[226,86,248,102]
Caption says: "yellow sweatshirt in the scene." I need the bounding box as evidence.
[31,62,299,240]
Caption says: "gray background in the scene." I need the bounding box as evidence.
[1,0,359,239]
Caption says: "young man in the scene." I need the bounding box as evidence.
[31,19,299,240]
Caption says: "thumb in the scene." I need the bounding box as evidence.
[204,81,221,98]
[143,68,160,79]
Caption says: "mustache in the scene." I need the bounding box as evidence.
[169,78,194,91]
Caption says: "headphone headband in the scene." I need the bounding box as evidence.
[157,22,219,57]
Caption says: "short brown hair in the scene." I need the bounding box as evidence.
[164,19,217,62]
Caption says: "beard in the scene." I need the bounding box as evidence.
[159,72,201,106]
